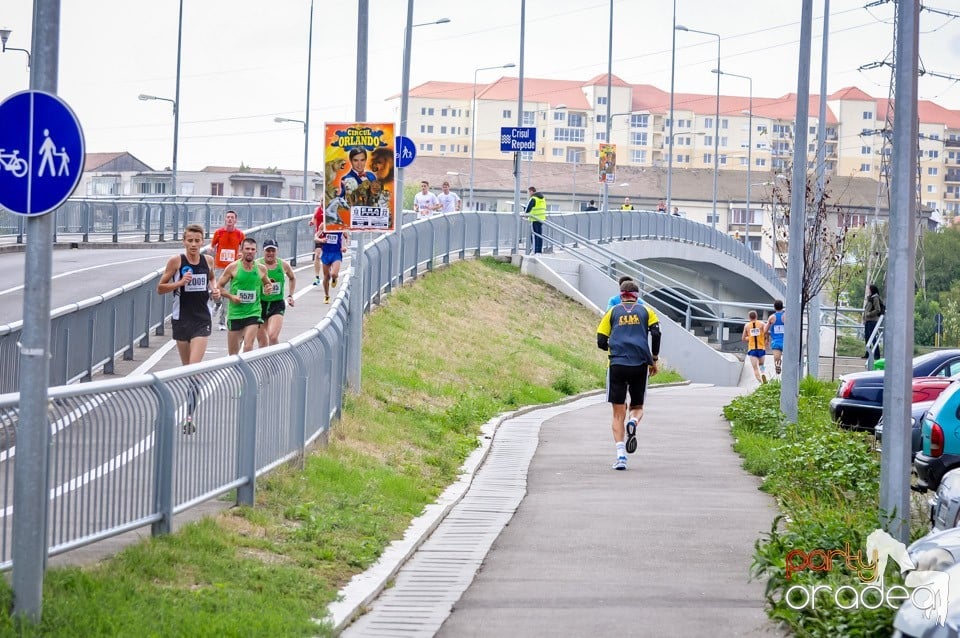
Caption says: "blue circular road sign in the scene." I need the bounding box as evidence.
[395,135,416,169]
[0,90,85,216]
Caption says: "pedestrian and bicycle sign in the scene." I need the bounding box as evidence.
[0,90,85,216]
[500,126,536,152]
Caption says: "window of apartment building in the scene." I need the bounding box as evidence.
[428,108,435,115]
[863,111,873,119]
[674,136,691,146]
[136,182,150,195]
[553,111,566,122]
[809,125,817,135]
[631,150,647,163]
[631,114,649,128]
[731,208,762,225]
[928,184,938,193]
[426,125,434,133]
[440,126,447,134]
[719,136,729,147]
[676,119,691,129]
[719,154,728,165]
[704,135,713,147]
[808,142,816,153]
[860,163,871,172]
[553,147,564,157]
[703,153,712,164]
[597,96,607,105]
[843,213,867,227]
[440,144,447,152]
[629,132,647,146]
[554,128,584,142]
[421,107,426,115]
[522,111,535,126]
[929,133,941,140]
[259,184,269,197]
[441,108,448,117]
[861,128,873,136]
[772,124,791,136]
[675,154,690,163]
[464,145,469,153]
[502,109,512,119]
[243,185,254,197]
[568,113,585,128]
[929,167,939,175]
[520,151,533,161]
[861,145,871,155]
[596,114,607,123]
[721,119,729,129]
[928,150,940,159]
[739,157,748,166]
[420,125,426,133]
[755,158,767,167]
[773,158,788,171]
[596,131,606,141]
[155,182,167,194]
[567,149,584,163]
[289,185,302,200]
[211,182,224,196]
[704,117,713,129]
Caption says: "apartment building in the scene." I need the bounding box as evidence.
[391,74,960,217]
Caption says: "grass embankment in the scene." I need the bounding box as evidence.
[724,379,926,638]
[0,257,677,637]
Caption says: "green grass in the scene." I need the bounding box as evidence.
[0,257,682,637]
[724,378,923,637]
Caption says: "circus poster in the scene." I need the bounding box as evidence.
[322,122,395,232]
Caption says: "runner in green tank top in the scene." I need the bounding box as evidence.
[256,239,297,347]
[217,238,272,355]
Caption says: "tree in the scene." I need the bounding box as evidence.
[922,227,960,299]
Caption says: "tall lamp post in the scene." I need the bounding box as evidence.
[398,13,450,217]
[274,117,309,201]
[469,62,515,210]
[0,28,31,67]
[714,69,752,250]
[676,24,721,230]
[571,149,584,211]
[139,93,179,199]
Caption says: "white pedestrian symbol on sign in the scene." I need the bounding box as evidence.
[37,128,69,177]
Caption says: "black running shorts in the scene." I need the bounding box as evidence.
[228,316,262,331]
[606,364,649,408]
[261,299,286,320]
[172,318,211,342]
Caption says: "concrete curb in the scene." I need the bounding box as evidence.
[323,389,605,635]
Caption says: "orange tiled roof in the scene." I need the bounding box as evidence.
[83,152,126,172]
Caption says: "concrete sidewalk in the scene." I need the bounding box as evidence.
[338,384,784,637]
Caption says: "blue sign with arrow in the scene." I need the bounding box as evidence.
[395,135,416,168]
[0,90,85,216]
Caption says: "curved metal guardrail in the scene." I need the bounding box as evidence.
[0,206,793,605]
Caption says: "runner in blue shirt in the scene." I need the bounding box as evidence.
[766,299,785,376]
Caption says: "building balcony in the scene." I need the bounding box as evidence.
[945,139,960,148]
[946,172,960,183]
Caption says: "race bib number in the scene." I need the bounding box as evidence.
[219,248,236,262]
[325,233,339,245]
[184,272,207,292]
[237,289,256,304]
[749,328,761,337]
[267,282,280,295]
[773,325,785,335]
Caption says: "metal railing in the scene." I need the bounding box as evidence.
[0,215,317,394]
[0,206,791,613]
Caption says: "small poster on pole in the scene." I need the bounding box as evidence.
[598,143,616,184]
[323,122,396,232]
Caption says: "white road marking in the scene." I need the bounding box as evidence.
[0,254,167,297]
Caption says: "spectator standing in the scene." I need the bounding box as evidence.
[210,210,245,331]
[671,206,681,217]
[656,199,667,213]
[437,181,462,213]
[585,200,598,211]
[620,197,635,211]
[256,239,297,348]
[596,280,662,470]
[414,180,441,218]
[525,186,547,254]
[863,284,884,359]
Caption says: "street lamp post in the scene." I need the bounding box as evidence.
[398,13,451,217]
[0,28,31,67]
[274,117,309,201]
[676,24,721,230]
[469,62,515,210]
[139,93,179,201]
[571,149,583,211]
[713,69,752,250]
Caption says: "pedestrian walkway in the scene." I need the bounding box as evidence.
[335,384,783,637]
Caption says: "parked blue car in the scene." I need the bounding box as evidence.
[916,383,960,493]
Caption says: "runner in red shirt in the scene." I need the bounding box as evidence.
[210,209,245,330]
[308,203,325,286]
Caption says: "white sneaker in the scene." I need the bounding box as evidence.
[612,456,627,471]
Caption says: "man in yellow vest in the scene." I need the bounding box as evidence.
[525,186,547,254]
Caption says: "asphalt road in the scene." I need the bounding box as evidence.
[0,248,172,325]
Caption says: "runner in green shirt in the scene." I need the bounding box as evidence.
[256,238,297,347]
[217,238,273,355]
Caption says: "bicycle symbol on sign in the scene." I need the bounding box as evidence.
[0,149,28,178]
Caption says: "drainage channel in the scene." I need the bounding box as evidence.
[339,394,604,637]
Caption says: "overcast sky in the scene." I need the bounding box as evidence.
[2,0,959,173]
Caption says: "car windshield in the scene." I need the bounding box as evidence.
[927,381,960,420]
